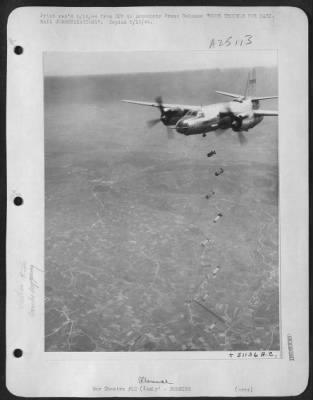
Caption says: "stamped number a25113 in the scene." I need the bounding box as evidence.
[209,35,253,48]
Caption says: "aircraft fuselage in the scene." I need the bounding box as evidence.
[175,99,263,136]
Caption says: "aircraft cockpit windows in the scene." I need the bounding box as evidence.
[186,110,204,118]
[186,110,198,117]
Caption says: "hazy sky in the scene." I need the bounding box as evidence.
[44,51,277,76]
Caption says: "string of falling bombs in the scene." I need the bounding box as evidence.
[192,154,249,342]
[194,150,226,326]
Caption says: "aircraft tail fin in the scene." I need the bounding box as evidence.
[216,69,277,103]
[245,68,257,97]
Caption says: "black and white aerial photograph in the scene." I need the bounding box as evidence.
[44,51,279,352]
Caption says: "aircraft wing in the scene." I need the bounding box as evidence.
[122,99,200,111]
[254,109,278,116]
[216,92,278,101]
[215,91,242,98]
[252,96,278,101]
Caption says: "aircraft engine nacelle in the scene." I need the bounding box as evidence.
[219,115,233,129]
[231,115,263,132]
[162,107,186,126]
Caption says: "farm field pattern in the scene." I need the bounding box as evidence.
[45,68,279,351]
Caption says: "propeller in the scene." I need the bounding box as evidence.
[231,117,248,145]
[166,126,175,140]
[214,112,248,145]
[147,118,161,128]
[146,96,175,139]
[237,131,248,145]
[155,96,165,115]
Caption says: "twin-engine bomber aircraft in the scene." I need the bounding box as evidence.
[122,69,278,144]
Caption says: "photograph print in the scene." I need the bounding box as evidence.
[44,51,279,352]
